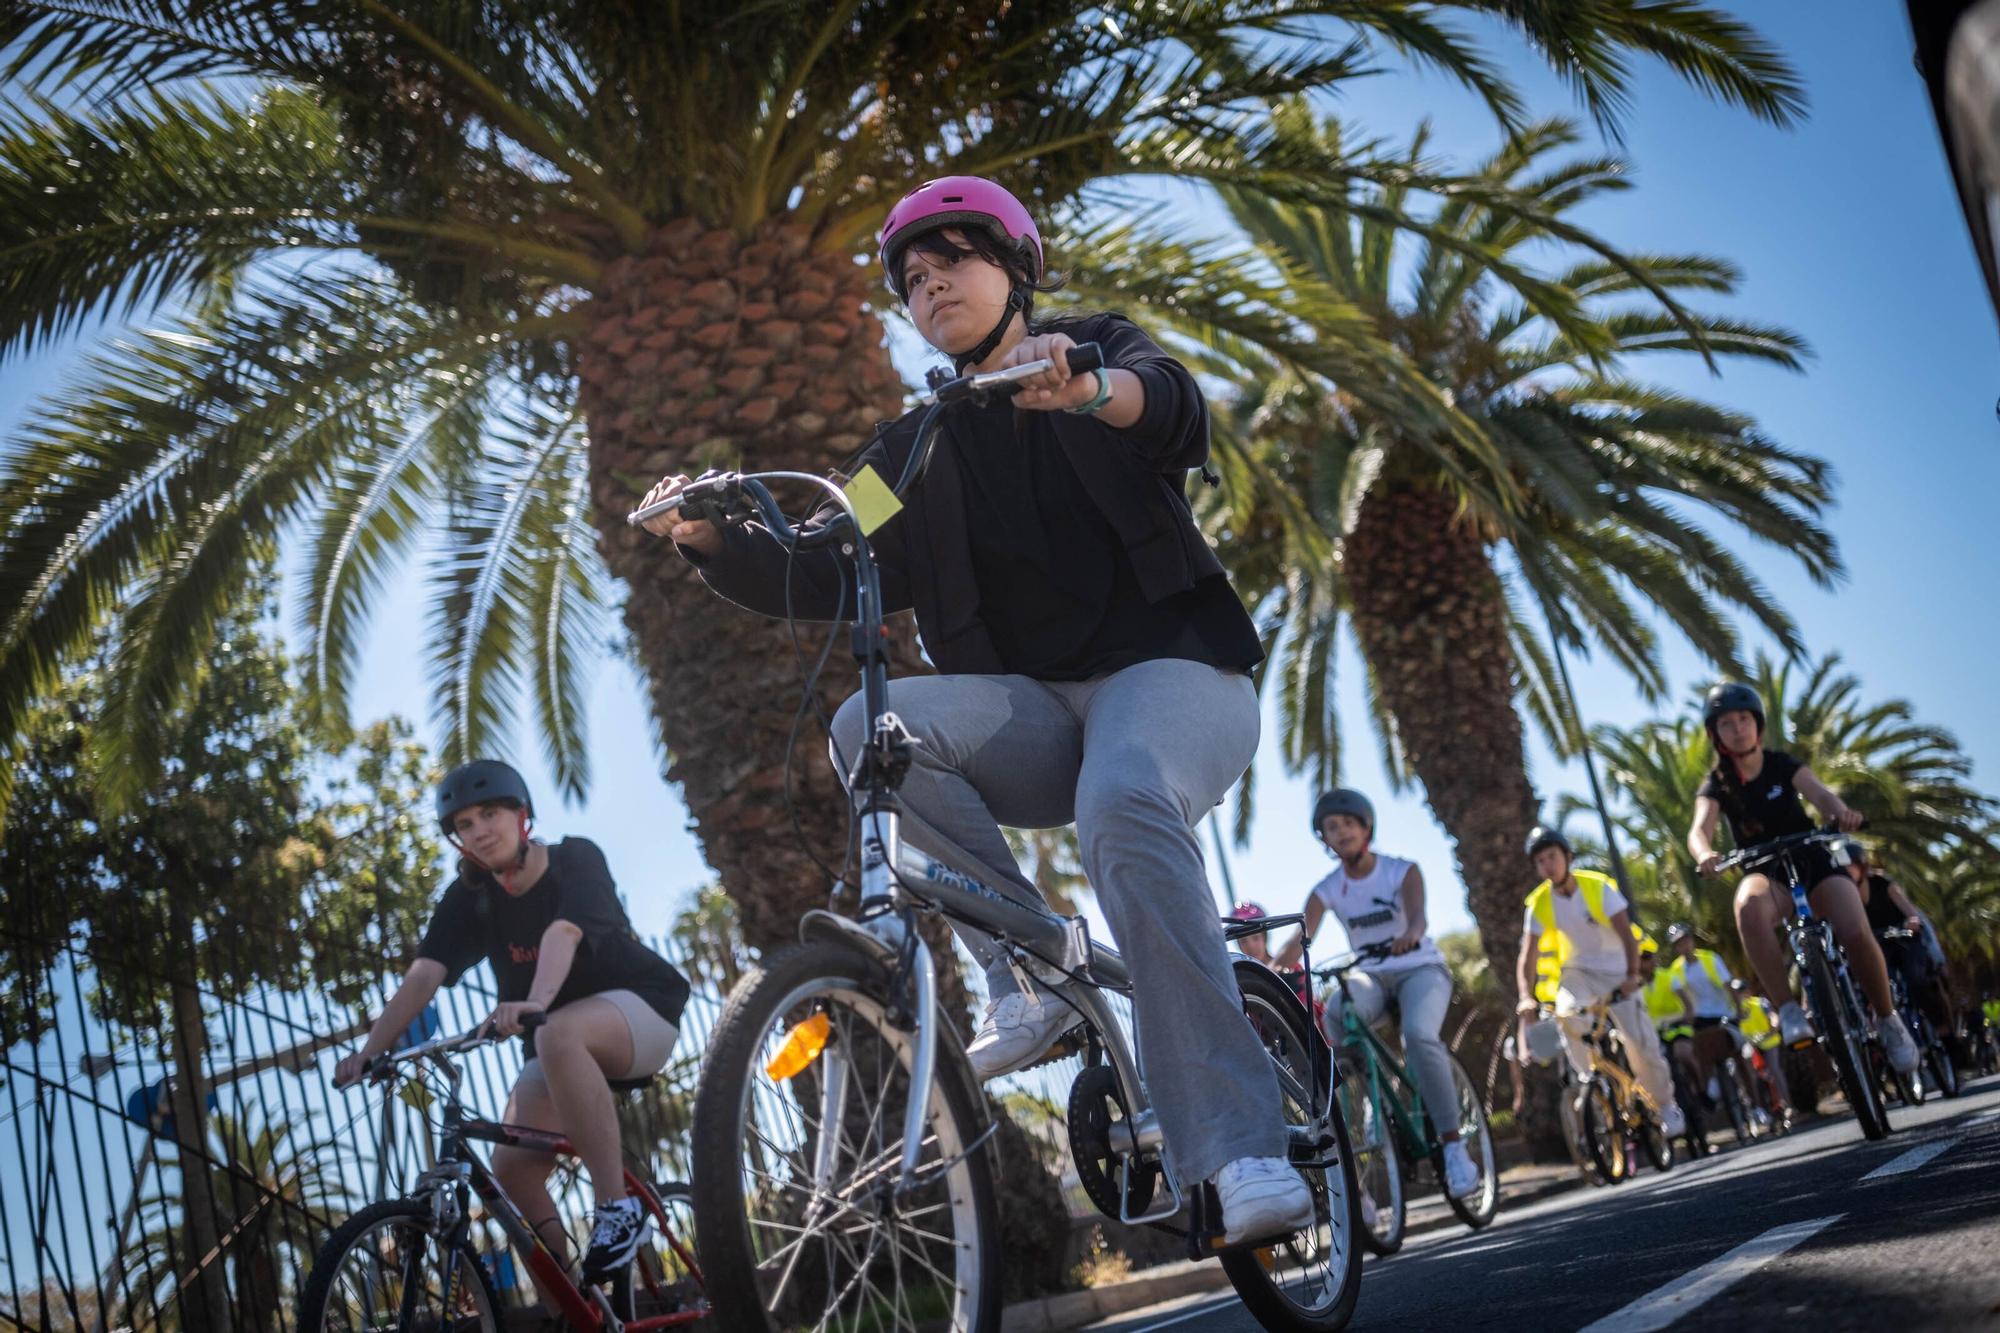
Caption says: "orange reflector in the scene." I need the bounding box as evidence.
[1255,1246,1277,1272]
[766,1013,832,1081]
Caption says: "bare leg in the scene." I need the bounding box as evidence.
[491,1072,571,1303]
[535,997,637,1205]
[1807,875,1894,1018]
[1732,874,1793,1006]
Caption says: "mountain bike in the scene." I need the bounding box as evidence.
[1310,943,1497,1254]
[1878,927,1960,1100]
[1712,829,1892,1141]
[633,345,1363,1332]
[300,1016,707,1332]
[1565,995,1675,1183]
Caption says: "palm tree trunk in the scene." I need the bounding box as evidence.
[1343,477,1541,979]
[581,220,925,953]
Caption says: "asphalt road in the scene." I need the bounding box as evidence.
[1085,1074,2000,1332]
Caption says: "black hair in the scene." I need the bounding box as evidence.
[890,226,1067,314]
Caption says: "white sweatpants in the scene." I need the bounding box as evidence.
[1556,966,1674,1109]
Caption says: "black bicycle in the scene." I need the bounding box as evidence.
[1712,829,1891,1141]
[1878,927,1960,1100]
[630,345,1362,1332]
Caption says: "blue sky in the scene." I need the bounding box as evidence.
[3,1,1995,952]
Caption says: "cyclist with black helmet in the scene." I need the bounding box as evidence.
[333,760,692,1288]
[1687,684,1921,1073]
[1514,827,1685,1139]
[1275,789,1482,1200]
[639,175,1311,1244]
[1844,842,1954,1037]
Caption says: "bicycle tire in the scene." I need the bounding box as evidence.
[1639,1105,1675,1173]
[1435,1053,1499,1230]
[1223,961,1363,1332]
[1339,1074,1404,1255]
[1799,935,1890,1140]
[1718,1059,1750,1145]
[1927,1034,1962,1099]
[297,1197,500,1333]
[1579,1076,1626,1183]
[690,940,999,1333]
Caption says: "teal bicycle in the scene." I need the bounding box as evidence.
[1316,945,1498,1254]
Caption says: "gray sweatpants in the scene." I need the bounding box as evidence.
[828,659,1288,1184]
[1321,964,1462,1141]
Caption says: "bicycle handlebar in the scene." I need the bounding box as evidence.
[358,1010,546,1083]
[1710,825,1855,877]
[1312,942,1396,978]
[623,343,1104,528]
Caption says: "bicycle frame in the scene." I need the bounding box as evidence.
[373,1035,705,1331]
[1333,989,1435,1162]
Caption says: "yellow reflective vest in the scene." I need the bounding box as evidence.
[1524,870,1652,1003]
[1641,968,1686,1025]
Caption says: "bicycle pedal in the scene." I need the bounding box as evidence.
[1019,1026,1086,1072]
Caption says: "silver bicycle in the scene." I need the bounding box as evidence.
[632,345,1363,1332]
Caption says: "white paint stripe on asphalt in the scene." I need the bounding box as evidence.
[1575,1214,1843,1333]
[1861,1138,1955,1180]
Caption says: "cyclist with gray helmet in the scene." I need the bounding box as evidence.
[333,760,691,1289]
[1687,684,1920,1074]
[1275,789,1481,1200]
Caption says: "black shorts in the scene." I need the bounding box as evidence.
[1745,842,1842,893]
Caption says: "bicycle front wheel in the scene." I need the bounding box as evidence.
[1337,1075,1404,1255]
[297,1198,500,1333]
[1435,1053,1499,1229]
[1578,1077,1627,1183]
[690,940,999,1333]
[1800,937,1890,1140]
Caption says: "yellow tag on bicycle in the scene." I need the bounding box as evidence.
[842,464,903,537]
[766,1012,832,1081]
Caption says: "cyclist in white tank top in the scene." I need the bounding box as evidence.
[1274,789,1479,1200]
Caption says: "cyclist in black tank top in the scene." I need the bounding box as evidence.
[1685,684,1920,1072]
[1844,842,1953,1032]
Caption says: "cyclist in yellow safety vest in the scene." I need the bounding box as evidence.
[1734,988,1790,1114]
[1660,922,1744,1117]
[1514,827,1685,1138]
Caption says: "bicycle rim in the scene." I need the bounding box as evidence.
[1338,1077,1403,1254]
[691,944,995,1333]
[1580,1079,1626,1182]
[1225,966,1361,1331]
[1438,1054,1498,1229]
[1802,940,1889,1140]
[300,1200,499,1333]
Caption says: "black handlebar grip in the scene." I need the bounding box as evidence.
[520,1010,548,1030]
[1065,342,1104,375]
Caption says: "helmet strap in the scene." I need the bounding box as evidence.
[953,287,1027,371]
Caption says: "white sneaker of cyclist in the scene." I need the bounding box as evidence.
[581,1197,649,1285]
[1881,1012,1921,1074]
[1777,1001,1815,1048]
[1213,1156,1315,1245]
[1661,1102,1688,1137]
[965,985,1072,1081]
[1441,1140,1481,1199]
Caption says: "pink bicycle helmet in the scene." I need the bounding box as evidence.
[877,176,1044,291]
[1229,901,1269,922]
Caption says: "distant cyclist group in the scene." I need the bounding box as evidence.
[305,173,1992,1333]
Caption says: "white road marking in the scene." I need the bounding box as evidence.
[1861,1138,1955,1180]
[1575,1214,1843,1333]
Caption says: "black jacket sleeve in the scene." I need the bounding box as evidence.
[1067,314,1211,473]
[678,430,917,623]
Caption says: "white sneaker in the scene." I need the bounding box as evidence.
[965,987,1073,1081]
[1212,1156,1315,1245]
[1778,1001,1815,1048]
[1881,1013,1921,1074]
[1441,1141,1480,1199]
[1661,1103,1687,1137]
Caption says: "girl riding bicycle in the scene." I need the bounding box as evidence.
[1273,789,1482,1200]
[334,760,692,1288]
[1685,684,1920,1074]
[636,176,1311,1245]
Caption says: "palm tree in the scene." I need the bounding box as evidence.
[0,3,1802,949]
[1205,114,1831,977]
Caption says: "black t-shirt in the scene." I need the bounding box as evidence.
[1864,873,1907,935]
[950,395,1263,681]
[417,837,690,1057]
[1698,750,1815,847]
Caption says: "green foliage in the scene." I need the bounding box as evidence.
[0,582,441,1040]
[1193,112,1830,811]
[667,881,749,994]
[1438,927,1504,1005]
[0,0,1804,818]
